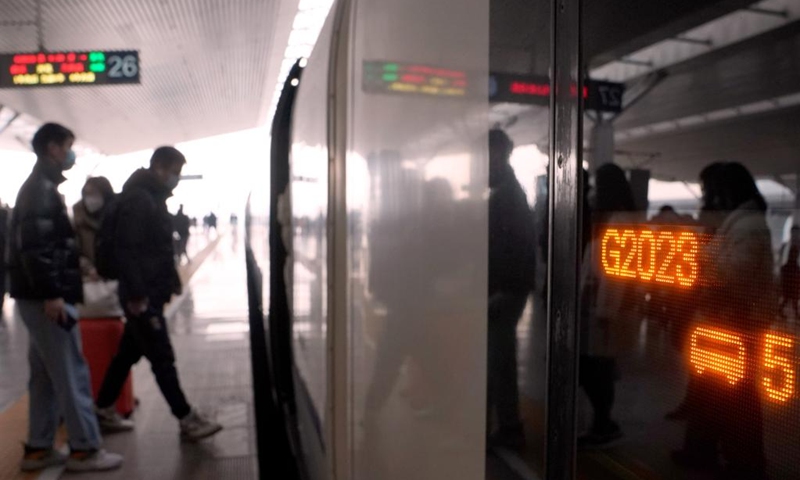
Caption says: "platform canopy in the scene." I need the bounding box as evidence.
[0,0,307,155]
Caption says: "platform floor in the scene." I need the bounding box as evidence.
[0,228,256,480]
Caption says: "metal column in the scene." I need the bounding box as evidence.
[545,0,582,476]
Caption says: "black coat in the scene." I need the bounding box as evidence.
[489,166,536,296]
[116,168,181,306]
[9,161,83,303]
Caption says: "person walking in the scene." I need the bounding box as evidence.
[94,146,222,442]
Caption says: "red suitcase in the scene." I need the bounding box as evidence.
[79,318,135,417]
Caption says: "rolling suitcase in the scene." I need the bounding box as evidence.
[79,317,135,417]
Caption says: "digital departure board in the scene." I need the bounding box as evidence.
[490,73,624,112]
[362,61,624,112]
[0,50,140,88]
[689,327,795,403]
[363,61,470,97]
[597,223,798,405]
[600,226,702,288]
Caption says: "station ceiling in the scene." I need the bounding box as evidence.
[0,0,290,155]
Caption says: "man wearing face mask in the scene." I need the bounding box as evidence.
[94,146,222,442]
[9,123,123,472]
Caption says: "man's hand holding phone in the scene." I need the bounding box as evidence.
[44,298,66,323]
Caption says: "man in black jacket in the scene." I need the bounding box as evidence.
[95,146,222,442]
[486,128,536,450]
[9,123,123,472]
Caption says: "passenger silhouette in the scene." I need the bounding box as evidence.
[363,175,447,418]
[673,162,773,480]
[486,128,536,450]
[173,205,191,263]
[94,147,222,442]
[578,163,640,447]
[9,123,123,471]
[665,163,727,422]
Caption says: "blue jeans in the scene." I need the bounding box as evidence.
[17,300,102,451]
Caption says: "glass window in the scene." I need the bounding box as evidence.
[577,2,800,478]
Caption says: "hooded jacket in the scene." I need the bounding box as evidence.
[9,160,83,303]
[116,168,181,306]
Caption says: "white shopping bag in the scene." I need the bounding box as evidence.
[78,280,124,318]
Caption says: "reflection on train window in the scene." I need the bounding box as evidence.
[577,0,800,476]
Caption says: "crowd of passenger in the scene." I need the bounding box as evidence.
[0,123,223,473]
[477,129,798,479]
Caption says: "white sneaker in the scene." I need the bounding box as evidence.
[179,410,223,442]
[96,406,135,433]
[20,446,67,471]
[65,449,123,472]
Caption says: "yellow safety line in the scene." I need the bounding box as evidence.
[0,395,67,480]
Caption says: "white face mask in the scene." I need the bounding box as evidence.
[84,195,104,213]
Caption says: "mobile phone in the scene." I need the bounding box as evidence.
[60,304,79,331]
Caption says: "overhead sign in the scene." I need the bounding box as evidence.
[0,50,140,88]
[490,72,625,113]
[585,79,624,113]
[362,61,625,112]
[363,61,470,97]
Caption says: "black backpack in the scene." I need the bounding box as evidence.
[94,195,121,280]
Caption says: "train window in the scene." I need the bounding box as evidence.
[483,0,552,478]
[577,0,800,478]
[344,0,554,476]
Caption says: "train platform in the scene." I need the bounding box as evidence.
[0,229,256,480]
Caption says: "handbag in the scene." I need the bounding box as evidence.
[78,280,124,318]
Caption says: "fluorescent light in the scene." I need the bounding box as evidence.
[268,0,334,118]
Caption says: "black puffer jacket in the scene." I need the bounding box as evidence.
[116,168,181,306]
[9,160,83,303]
[489,164,536,296]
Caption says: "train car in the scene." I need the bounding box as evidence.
[246,0,800,478]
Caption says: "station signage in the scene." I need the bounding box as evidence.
[490,72,624,113]
[363,61,624,113]
[598,222,797,405]
[0,50,140,88]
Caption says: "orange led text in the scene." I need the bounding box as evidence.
[763,333,795,403]
[690,326,746,385]
[601,228,699,287]
[689,326,798,403]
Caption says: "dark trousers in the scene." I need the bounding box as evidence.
[487,292,528,432]
[579,355,617,431]
[683,375,766,478]
[96,304,191,419]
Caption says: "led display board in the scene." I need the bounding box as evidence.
[362,61,624,112]
[600,227,701,288]
[363,61,470,97]
[597,223,797,405]
[690,327,795,403]
[0,50,140,88]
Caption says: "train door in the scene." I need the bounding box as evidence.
[574,0,800,478]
